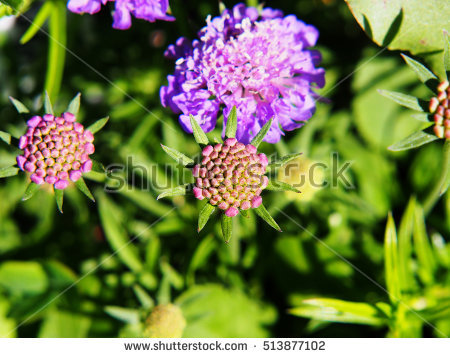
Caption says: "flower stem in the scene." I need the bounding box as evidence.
[246,0,259,7]
[423,140,450,214]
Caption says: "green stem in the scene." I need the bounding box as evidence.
[45,0,67,102]
[423,140,450,214]
[246,0,258,7]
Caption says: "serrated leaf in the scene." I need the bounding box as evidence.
[224,106,237,139]
[189,114,209,146]
[22,182,40,201]
[160,144,194,167]
[66,93,81,115]
[132,284,154,310]
[20,1,52,44]
[290,298,388,326]
[254,204,281,232]
[75,178,95,202]
[198,202,215,232]
[104,306,140,324]
[0,166,19,178]
[0,131,12,145]
[266,179,301,193]
[385,213,401,303]
[251,117,273,148]
[267,153,302,170]
[378,89,425,112]
[86,116,109,134]
[221,215,233,243]
[388,130,439,151]
[54,189,64,213]
[401,54,439,91]
[157,184,189,200]
[44,91,53,115]
[9,97,29,114]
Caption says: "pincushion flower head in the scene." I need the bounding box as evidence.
[0,93,109,212]
[160,3,325,144]
[67,0,174,30]
[158,107,302,242]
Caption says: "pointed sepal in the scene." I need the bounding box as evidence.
[66,92,81,115]
[157,184,190,200]
[401,54,439,92]
[266,179,301,193]
[9,97,30,114]
[75,178,95,202]
[198,202,215,232]
[239,210,249,218]
[44,91,54,114]
[91,159,106,173]
[55,188,64,213]
[221,214,233,243]
[224,106,237,139]
[388,130,439,151]
[87,116,109,134]
[22,182,40,201]
[0,166,19,178]
[160,144,194,167]
[378,90,426,112]
[267,153,302,170]
[254,204,281,232]
[0,131,12,145]
[189,114,209,146]
[251,117,273,148]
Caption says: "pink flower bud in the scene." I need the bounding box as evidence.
[69,170,82,182]
[16,156,26,170]
[74,122,84,133]
[240,201,251,210]
[35,168,46,177]
[84,143,95,154]
[54,180,69,190]
[251,196,262,208]
[30,173,44,184]
[43,114,54,122]
[224,138,237,146]
[218,202,229,210]
[72,161,81,170]
[81,160,92,173]
[202,145,214,156]
[225,206,239,217]
[63,112,76,122]
[18,136,28,149]
[27,116,42,128]
[45,176,58,185]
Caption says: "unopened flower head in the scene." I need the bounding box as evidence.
[67,0,174,30]
[429,80,450,139]
[16,112,95,190]
[161,3,325,144]
[192,138,269,217]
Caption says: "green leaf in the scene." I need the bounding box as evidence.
[86,116,109,134]
[157,184,190,200]
[66,93,81,115]
[221,215,233,243]
[254,204,281,232]
[189,114,209,146]
[54,189,64,213]
[44,91,53,115]
[91,159,106,174]
[401,54,439,91]
[251,117,273,148]
[224,106,237,139]
[132,284,154,310]
[22,182,40,201]
[160,261,184,289]
[39,310,91,338]
[411,113,432,122]
[239,210,249,218]
[0,131,12,145]
[75,178,95,202]
[267,153,302,170]
[198,203,215,232]
[9,96,29,114]
[0,166,19,178]
[384,213,401,303]
[378,89,425,112]
[160,144,194,167]
[266,179,301,193]
[20,1,52,44]
[290,298,388,326]
[444,31,450,77]
[105,306,140,324]
[388,130,439,151]
[0,261,48,296]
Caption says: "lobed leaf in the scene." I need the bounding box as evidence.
[266,179,301,193]
[254,204,281,232]
[54,189,64,213]
[160,144,194,167]
[9,96,29,114]
[75,178,95,202]
[87,116,109,134]
[198,202,215,232]
[378,89,425,112]
[384,213,401,303]
[388,130,439,151]
[224,106,237,139]
[189,114,209,146]
[22,182,40,201]
[157,184,190,200]
[221,214,233,243]
[267,153,302,171]
[0,166,19,178]
[251,117,273,148]
[66,93,81,115]
[401,54,439,92]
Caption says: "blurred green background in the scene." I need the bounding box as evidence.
[0,0,449,338]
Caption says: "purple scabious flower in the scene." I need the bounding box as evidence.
[160,3,325,144]
[67,0,175,30]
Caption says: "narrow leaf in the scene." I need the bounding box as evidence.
[254,204,281,231]
[66,93,81,115]
[401,54,439,91]
[189,114,209,146]
[86,116,109,134]
[9,97,29,114]
[22,182,40,201]
[44,91,53,115]
[0,166,19,178]
[104,306,140,324]
[198,202,215,232]
[160,144,194,167]
[388,130,439,151]
[267,153,302,170]
[0,131,11,145]
[251,117,273,148]
[444,30,450,76]
[266,179,301,193]
[91,159,106,174]
[224,106,237,138]
[378,89,425,112]
[384,213,401,303]
[411,113,432,122]
[132,284,154,310]
[75,178,95,202]
[54,189,64,213]
[157,184,189,200]
[221,214,233,243]
[20,1,52,44]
